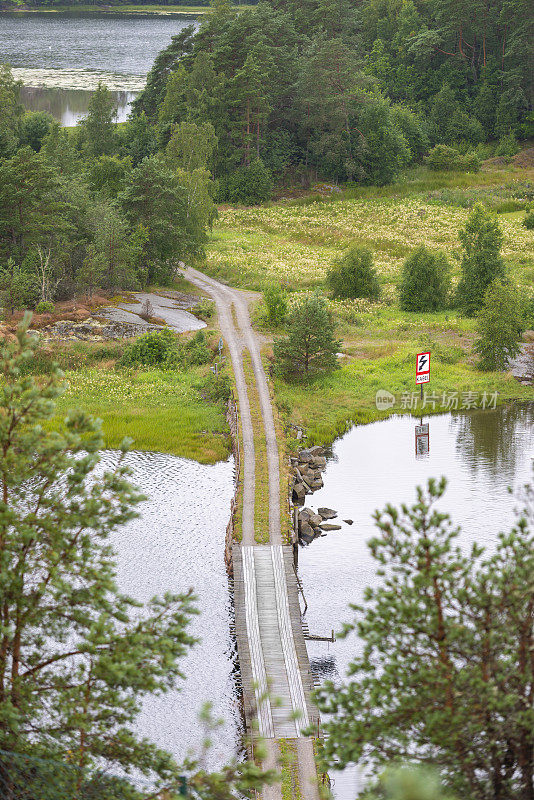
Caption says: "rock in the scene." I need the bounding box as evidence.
[309,478,323,490]
[308,445,325,456]
[318,507,337,520]
[320,523,342,531]
[292,483,306,504]
[299,522,315,542]
[298,450,313,463]
[343,519,354,525]
[310,455,327,469]
[309,514,323,528]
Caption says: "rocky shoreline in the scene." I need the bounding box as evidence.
[290,445,352,544]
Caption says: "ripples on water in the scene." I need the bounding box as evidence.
[98,450,241,769]
[298,404,534,798]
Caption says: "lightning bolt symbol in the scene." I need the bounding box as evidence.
[419,355,428,369]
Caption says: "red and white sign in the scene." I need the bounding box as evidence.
[415,423,429,457]
[416,352,430,384]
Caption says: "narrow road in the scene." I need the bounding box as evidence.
[182,268,319,800]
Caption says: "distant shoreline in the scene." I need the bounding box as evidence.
[0,3,253,15]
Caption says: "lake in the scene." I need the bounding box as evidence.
[298,403,534,798]
[0,11,199,124]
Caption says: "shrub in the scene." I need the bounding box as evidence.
[119,328,178,368]
[263,285,288,326]
[399,247,451,312]
[523,209,534,230]
[195,298,214,320]
[456,204,505,315]
[474,279,524,371]
[35,301,55,314]
[202,370,231,405]
[327,246,381,300]
[219,159,273,205]
[495,133,520,160]
[425,145,480,172]
[184,330,213,365]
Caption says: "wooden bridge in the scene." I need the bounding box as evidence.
[233,545,318,739]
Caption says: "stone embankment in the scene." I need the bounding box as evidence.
[290,445,352,544]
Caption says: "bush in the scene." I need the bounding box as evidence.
[399,247,451,312]
[35,301,55,314]
[263,285,288,326]
[327,246,381,300]
[184,330,213,365]
[474,279,524,371]
[523,209,534,230]
[495,132,520,160]
[119,328,178,368]
[219,159,273,205]
[425,145,480,172]
[195,298,215,320]
[456,204,505,315]
[202,370,231,405]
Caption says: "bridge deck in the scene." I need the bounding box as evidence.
[233,545,318,739]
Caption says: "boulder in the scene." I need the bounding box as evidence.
[292,483,306,504]
[298,450,313,463]
[310,478,323,490]
[309,514,323,528]
[318,507,337,520]
[308,445,325,456]
[310,455,327,469]
[320,523,342,531]
[343,519,354,525]
[299,522,315,542]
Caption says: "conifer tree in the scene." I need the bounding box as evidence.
[274,292,340,379]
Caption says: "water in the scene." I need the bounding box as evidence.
[297,403,534,798]
[98,450,241,770]
[0,11,199,124]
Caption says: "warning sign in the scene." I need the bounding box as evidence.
[416,352,430,384]
[415,423,429,457]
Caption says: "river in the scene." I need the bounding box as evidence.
[0,11,199,124]
[298,403,534,798]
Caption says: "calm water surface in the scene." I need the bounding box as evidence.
[298,403,534,798]
[98,450,241,770]
[0,11,199,123]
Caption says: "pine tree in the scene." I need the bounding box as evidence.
[456,204,505,315]
[474,279,524,370]
[274,292,340,379]
[80,82,117,158]
[316,477,534,800]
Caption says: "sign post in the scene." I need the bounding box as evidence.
[415,351,430,401]
[415,423,429,457]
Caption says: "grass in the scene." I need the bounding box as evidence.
[242,352,270,543]
[278,739,301,800]
[50,366,230,462]
[203,163,534,445]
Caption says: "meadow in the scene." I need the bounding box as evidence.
[205,164,534,445]
[30,339,230,463]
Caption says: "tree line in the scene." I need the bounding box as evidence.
[129,0,532,198]
[0,66,217,310]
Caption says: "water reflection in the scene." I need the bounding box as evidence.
[297,404,534,799]
[20,85,137,126]
[451,403,534,481]
[96,450,241,769]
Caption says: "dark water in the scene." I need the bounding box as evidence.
[98,450,241,770]
[1,11,197,75]
[1,11,199,124]
[20,85,136,126]
[298,403,534,798]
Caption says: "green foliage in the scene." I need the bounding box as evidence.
[18,112,56,153]
[219,159,273,205]
[263,285,288,325]
[474,279,524,371]
[363,766,456,800]
[119,327,179,368]
[355,99,411,186]
[274,292,340,380]
[399,246,450,312]
[495,132,520,160]
[327,245,381,300]
[0,263,41,314]
[391,106,430,163]
[456,204,506,315]
[80,82,117,157]
[425,145,480,173]
[316,477,534,799]
[35,300,55,314]
[184,329,213,365]
[0,64,23,159]
[0,319,196,774]
[202,369,232,405]
[523,209,534,230]
[87,155,132,198]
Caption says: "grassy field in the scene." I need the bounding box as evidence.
[51,366,230,462]
[205,164,534,445]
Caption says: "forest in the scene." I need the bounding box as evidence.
[0,0,532,305]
